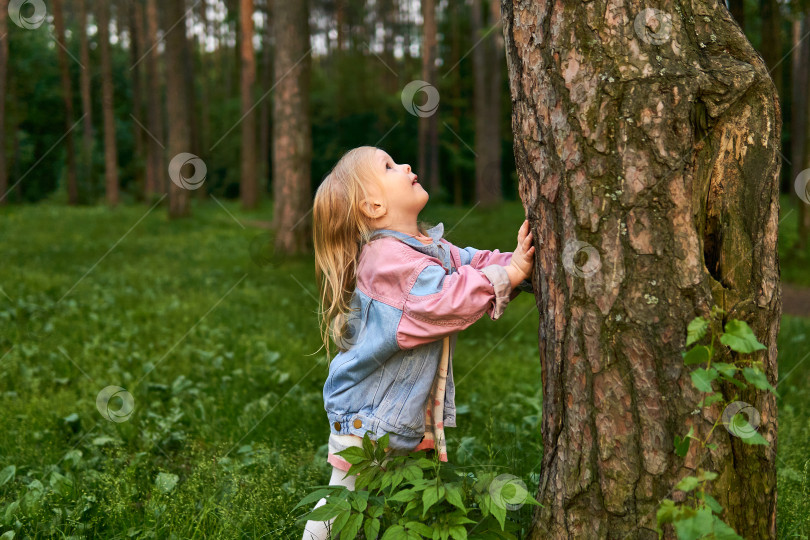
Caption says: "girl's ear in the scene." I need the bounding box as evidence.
[360,197,386,219]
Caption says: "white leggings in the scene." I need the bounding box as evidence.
[301,465,357,540]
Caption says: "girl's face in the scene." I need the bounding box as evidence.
[365,149,429,226]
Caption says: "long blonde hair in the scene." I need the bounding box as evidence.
[313,146,428,365]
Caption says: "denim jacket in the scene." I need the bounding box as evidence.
[323,222,534,451]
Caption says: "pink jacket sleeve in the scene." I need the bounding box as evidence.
[396,259,512,349]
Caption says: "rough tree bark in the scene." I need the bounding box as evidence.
[272,0,312,254]
[52,0,79,205]
[240,0,258,209]
[419,0,440,196]
[98,0,119,207]
[502,0,781,537]
[165,0,191,218]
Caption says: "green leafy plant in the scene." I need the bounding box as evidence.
[294,432,543,539]
[657,306,776,539]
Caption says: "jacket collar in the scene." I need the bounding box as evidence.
[370,222,445,249]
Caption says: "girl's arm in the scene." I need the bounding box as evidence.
[396,260,513,349]
[444,241,535,301]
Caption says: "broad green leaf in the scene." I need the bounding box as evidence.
[675,475,700,492]
[674,432,691,458]
[720,320,767,353]
[336,446,367,465]
[331,510,352,537]
[697,392,724,408]
[697,492,723,514]
[364,517,381,540]
[711,515,744,539]
[656,499,679,526]
[673,505,714,539]
[0,465,15,487]
[728,414,769,445]
[381,524,405,540]
[742,367,779,397]
[389,488,418,502]
[406,521,435,536]
[341,513,364,540]
[303,502,346,521]
[444,484,466,511]
[683,345,712,366]
[713,362,737,378]
[448,525,467,540]
[686,317,709,346]
[690,368,718,393]
[489,497,507,530]
[422,485,444,517]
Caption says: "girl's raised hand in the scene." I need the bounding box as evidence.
[509,219,536,281]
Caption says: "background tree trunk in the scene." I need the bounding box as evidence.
[240,0,258,209]
[472,0,502,207]
[165,0,191,218]
[728,0,745,31]
[0,0,8,205]
[52,0,79,205]
[794,10,810,251]
[144,0,164,199]
[419,0,440,196]
[272,0,312,253]
[502,0,781,537]
[98,0,119,207]
[77,0,95,203]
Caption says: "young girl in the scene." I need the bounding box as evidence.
[302,146,535,539]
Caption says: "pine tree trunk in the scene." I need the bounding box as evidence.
[240,0,258,209]
[77,0,95,203]
[419,0,440,196]
[165,0,191,218]
[129,0,146,200]
[52,0,79,205]
[502,0,781,537]
[795,12,810,251]
[98,0,119,207]
[144,0,164,199]
[258,1,272,196]
[272,0,312,253]
[0,0,8,205]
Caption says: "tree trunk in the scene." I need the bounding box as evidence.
[503,0,781,537]
[728,0,744,31]
[129,0,146,200]
[272,0,311,254]
[98,0,119,206]
[165,0,191,218]
[258,0,272,197]
[0,0,8,205]
[472,0,502,207]
[144,0,164,199]
[794,12,810,251]
[418,0,440,196]
[77,0,95,203]
[759,0,783,102]
[240,0,258,209]
[52,0,79,205]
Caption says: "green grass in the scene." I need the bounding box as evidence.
[0,196,807,538]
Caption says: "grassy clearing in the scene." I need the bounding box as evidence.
[0,197,807,538]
